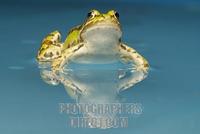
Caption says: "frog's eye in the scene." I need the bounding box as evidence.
[87,11,93,18]
[108,10,119,19]
[114,11,119,19]
[87,10,100,18]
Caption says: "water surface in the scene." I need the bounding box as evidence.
[0,2,200,134]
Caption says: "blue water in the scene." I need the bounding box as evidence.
[0,1,200,134]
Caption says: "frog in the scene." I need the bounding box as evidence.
[36,9,149,73]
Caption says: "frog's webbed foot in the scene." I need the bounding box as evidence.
[118,43,149,91]
[51,43,85,72]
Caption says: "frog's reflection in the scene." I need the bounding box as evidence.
[38,60,147,128]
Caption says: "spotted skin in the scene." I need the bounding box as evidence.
[51,43,84,71]
[119,43,149,73]
[37,31,62,62]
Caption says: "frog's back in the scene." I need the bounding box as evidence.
[62,25,82,50]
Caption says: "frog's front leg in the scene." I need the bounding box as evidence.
[117,43,149,91]
[51,43,84,72]
[119,43,149,73]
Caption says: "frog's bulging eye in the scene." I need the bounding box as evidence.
[87,10,99,18]
[87,11,96,18]
[87,11,93,18]
[115,11,119,19]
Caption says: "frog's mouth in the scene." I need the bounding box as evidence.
[81,22,121,41]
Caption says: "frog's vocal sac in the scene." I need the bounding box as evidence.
[36,9,149,73]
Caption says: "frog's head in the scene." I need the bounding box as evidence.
[37,31,62,62]
[80,10,122,46]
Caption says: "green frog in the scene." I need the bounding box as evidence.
[36,9,149,73]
